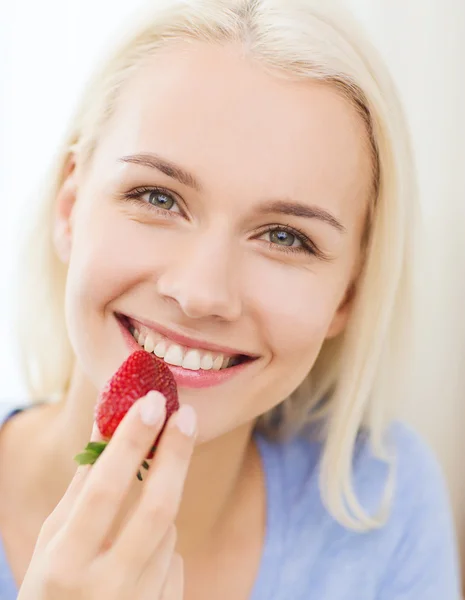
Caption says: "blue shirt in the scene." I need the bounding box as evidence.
[0,405,460,599]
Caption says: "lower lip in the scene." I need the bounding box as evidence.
[116,315,253,389]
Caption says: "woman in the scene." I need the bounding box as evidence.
[0,0,460,598]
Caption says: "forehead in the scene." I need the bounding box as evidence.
[94,43,373,218]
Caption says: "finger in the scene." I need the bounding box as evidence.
[52,422,100,523]
[110,405,197,568]
[132,525,177,597]
[62,391,167,562]
[159,554,184,600]
[38,464,91,543]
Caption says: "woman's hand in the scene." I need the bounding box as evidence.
[18,391,197,600]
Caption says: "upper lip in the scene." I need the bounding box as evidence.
[121,313,257,359]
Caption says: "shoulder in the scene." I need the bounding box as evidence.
[382,420,444,488]
[260,422,460,598]
[372,423,461,597]
[0,402,28,427]
[259,420,446,513]
[354,421,449,516]
[252,423,459,600]
[351,422,460,597]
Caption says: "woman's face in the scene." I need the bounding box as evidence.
[56,43,373,442]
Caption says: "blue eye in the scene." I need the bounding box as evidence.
[121,188,326,259]
[257,225,316,255]
[147,190,176,210]
[268,229,301,247]
[123,187,182,214]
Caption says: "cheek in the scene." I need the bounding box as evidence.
[251,262,343,363]
[243,263,349,415]
[66,203,157,310]
[64,202,155,344]
[63,200,173,384]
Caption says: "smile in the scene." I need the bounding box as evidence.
[116,313,256,388]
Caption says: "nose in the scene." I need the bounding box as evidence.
[156,235,242,322]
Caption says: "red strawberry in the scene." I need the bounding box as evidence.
[75,350,179,470]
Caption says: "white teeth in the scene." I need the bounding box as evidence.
[129,325,235,371]
[200,353,214,370]
[144,334,155,353]
[212,355,223,371]
[182,349,201,371]
[154,341,167,358]
[164,344,184,367]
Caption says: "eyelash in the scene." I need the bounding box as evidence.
[122,186,323,258]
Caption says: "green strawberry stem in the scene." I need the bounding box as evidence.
[74,441,108,466]
[74,441,151,482]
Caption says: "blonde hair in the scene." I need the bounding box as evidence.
[16,0,416,530]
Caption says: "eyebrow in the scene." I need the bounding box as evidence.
[118,152,345,233]
[119,153,202,192]
[256,200,346,233]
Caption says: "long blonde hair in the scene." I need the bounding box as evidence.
[16,0,416,530]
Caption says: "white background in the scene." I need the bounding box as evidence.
[1,0,465,556]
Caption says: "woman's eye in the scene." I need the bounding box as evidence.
[123,187,183,215]
[145,190,180,212]
[122,187,185,215]
[260,228,303,249]
[268,229,300,247]
[256,226,321,257]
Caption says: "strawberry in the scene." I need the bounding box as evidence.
[75,350,179,474]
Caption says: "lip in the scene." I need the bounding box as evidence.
[116,314,257,389]
[121,313,256,359]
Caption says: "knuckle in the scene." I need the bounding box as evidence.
[106,425,146,459]
[122,432,145,455]
[43,555,81,593]
[143,498,177,525]
[87,478,120,506]
[38,514,58,541]
[162,434,193,466]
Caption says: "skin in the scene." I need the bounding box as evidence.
[1,42,373,598]
[17,392,192,599]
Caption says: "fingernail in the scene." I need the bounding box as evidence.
[139,391,166,425]
[171,405,197,437]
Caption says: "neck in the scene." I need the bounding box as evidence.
[1,363,258,558]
